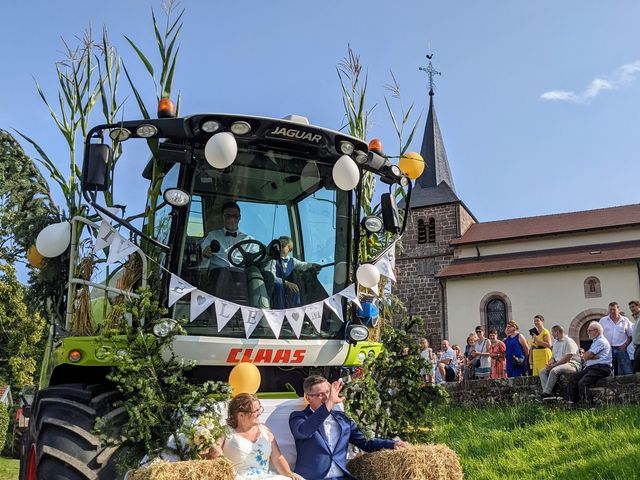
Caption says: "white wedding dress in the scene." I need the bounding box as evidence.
[222,425,300,479]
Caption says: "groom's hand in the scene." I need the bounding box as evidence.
[325,380,344,410]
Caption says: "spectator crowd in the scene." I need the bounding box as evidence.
[418,300,640,405]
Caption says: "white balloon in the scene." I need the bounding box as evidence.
[36,221,71,258]
[204,132,238,169]
[356,264,380,289]
[332,155,360,191]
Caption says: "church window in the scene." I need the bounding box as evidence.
[417,219,427,244]
[428,218,436,243]
[583,276,601,299]
[486,298,507,334]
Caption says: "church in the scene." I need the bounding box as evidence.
[395,62,640,350]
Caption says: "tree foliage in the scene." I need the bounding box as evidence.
[344,314,447,441]
[0,264,47,389]
[96,288,230,465]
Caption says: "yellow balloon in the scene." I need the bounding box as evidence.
[228,362,261,397]
[399,152,425,180]
[27,246,45,268]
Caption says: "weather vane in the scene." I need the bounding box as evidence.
[419,51,441,96]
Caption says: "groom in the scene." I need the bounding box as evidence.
[289,375,409,480]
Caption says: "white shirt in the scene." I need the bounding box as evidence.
[439,347,457,373]
[551,336,581,367]
[586,335,612,367]
[323,413,342,478]
[200,229,252,268]
[599,315,633,348]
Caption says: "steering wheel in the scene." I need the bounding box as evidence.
[228,239,268,268]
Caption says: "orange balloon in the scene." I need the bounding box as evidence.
[399,152,425,180]
[27,246,44,268]
[368,138,383,153]
[228,362,261,397]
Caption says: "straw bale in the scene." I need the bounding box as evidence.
[128,458,234,480]
[347,443,463,480]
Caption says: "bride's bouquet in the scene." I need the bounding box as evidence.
[182,411,226,458]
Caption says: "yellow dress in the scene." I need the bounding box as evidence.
[530,328,552,376]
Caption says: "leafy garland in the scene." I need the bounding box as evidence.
[96,287,231,469]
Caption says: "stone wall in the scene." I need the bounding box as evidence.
[394,202,476,345]
[442,373,640,407]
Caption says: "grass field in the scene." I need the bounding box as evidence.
[3,404,639,479]
[416,403,640,480]
[0,456,18,480]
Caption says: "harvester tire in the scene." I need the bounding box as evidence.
[19,383,126,480]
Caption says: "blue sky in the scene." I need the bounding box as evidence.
[2,0,639,223]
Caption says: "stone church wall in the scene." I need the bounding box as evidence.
[395,202,475,345]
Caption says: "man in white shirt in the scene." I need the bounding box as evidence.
[599,302,633,376]
[435,340,457,384]
[200,201,253,269]
[629,300,640,373]
[540,325,581,399]
[565,322,612,404]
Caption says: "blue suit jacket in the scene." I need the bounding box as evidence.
[289,404,396,480]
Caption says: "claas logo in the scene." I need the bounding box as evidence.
[226,348,306,364]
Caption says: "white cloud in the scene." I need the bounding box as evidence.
[540,60,640,104]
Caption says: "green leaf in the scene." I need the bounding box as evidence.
[124,35,155,77]
[122,62,151,119]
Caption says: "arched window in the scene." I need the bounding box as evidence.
[417,219,427,244]
[486,298,507,335]
[428,217,436,243]
[583,276,601,298]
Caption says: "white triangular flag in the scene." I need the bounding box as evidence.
[324,295,344,323]
[304,302,324,333]
[337,284,362,309]
[168,274,196,307]
[370,283,379,296]
[374,255,396,282]
[241,307,264,338]
[285,307,306,339]
[387,243,396,269]
[93,221,117,253]
[215,299,240,332]
[97,207,121,224]
[262,309,286,339]
[106,232,139,265]
[190,290,215,321]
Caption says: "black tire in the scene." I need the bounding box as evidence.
[19,383,126,480]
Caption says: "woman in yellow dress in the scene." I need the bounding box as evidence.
[529,314,552,376]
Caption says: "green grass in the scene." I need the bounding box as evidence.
[414,404,640,480]
[0,457,18,480]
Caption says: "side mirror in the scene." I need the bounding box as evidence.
[381,193,400,233]
[82,143,111,192]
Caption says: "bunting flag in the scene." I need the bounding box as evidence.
[168,274,197,307]
[215,299,240,332]
[263,309,286,339]
[285,307,307,339]
[304,301,324,333]
[93,221,117,253]
[106,231,139,265]
[324,295,344,323]
[369,283,379,296]
[374,245,397,282]
[241,307,264,339]
[190,290,215,321]
[337,284,362,309]
[97,207,121,224]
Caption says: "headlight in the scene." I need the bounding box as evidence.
[136,124,158,138]
[347,324,369,343]
[153,319,177,337]
[361,215,384,234]
[201,120,221,133]
[230,121,252,135]
[339,141,355,155]
[163,188,191,207]
[109,128,131,141]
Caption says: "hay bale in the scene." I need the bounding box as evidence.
[347,444,463,480]
[128,458,234,480]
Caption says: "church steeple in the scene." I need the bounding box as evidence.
[415,54,456,193]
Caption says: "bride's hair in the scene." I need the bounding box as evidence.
[227,393,259,428]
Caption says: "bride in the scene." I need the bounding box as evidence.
[207,393,303,480]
